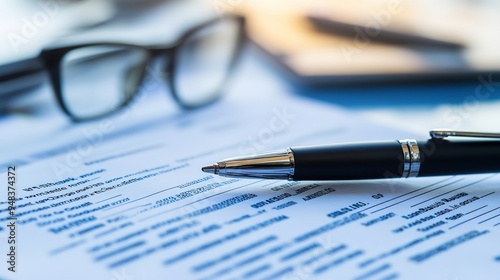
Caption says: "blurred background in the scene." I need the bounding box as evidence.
[1,0,500,135]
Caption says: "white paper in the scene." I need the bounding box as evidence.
[2,53,500,280]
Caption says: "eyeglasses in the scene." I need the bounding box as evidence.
[39,16,245,122]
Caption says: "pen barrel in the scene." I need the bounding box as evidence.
[418,139,500,177]
[291,141,403,180]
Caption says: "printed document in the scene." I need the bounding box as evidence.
[1,55,500,280]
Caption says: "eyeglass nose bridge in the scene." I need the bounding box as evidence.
[132,47,175,96]
[152,47,176,80]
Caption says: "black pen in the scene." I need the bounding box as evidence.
[201,130,500,180]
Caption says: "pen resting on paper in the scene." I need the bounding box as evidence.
[202,131,500,181]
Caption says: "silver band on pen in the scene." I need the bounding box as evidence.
[398,139,421,178]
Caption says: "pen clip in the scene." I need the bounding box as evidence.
[430,129,500,139]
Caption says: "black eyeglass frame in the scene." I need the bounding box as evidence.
[39,15,246,122]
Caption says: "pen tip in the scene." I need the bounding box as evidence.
[202,164,218,174]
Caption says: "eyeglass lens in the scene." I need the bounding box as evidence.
[61,46,149,119]
[173,18,241,107]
